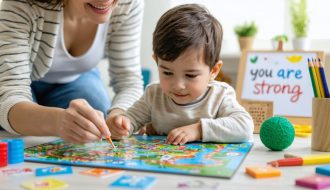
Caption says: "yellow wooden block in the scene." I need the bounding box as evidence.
[246,166,281,179]
[295,132,311,137]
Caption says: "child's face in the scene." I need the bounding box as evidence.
[156,48,221,105]
[65,0,117,24]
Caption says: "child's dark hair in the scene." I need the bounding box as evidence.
[153,4,223,69]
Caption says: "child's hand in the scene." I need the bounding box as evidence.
[106,111,131,140]
[166,122,202,145]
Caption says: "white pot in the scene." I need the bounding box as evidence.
[292,38,310,50]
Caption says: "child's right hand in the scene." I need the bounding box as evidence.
[107,114,131,139]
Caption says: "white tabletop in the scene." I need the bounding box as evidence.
[0,132,324,190]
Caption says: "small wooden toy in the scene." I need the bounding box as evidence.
[245,166,281,179]
[296,175,330,189]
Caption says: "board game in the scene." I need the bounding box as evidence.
[24,135,252,178]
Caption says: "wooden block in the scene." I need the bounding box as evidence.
[316,165,330,176]
[241,100,273,133]
[245,166,281,179]
[296,175,330,189]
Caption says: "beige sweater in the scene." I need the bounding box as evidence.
[0,0,144,133]
[127,81,254,143]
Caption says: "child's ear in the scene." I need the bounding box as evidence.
[210,60,223,80]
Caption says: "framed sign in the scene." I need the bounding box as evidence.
[236,50,325,124]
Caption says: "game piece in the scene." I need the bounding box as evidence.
[109,175,156,189]
[35,166,73,177]
[0,142,8,167]
[316,165,330,176]
[80,168,123,178]
[1,168,33,177]
[296,175,330,189]
[21,178,68,190]
[177,180,220,189]
[2,139,24,164]
[245,166,281,178]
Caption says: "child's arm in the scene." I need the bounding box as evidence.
[166,122,202,145]
[201,86,254,143]
[108,85,153,137]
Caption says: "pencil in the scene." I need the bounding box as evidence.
[311,59,322,97]
[314,58,325,98]
[106,137,116,149]
[308,58,318,97]
[268,154,330,167]
[318,58,330,98]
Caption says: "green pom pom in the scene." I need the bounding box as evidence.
[260,116,295,151]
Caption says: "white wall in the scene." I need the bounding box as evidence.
[140,0,171,82]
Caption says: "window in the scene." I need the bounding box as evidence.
[168,0,330,51]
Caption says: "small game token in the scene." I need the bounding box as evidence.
[80,168,123,178]
[1,168,33,177]
[316,165,330,176]
[246,166,281,179]
[0,142,8,167]
[109,175,156,189]
[36,166,73,177]
[296,175,330,189]
[2,139,24,164]
[177,180,220,189]
[21,178,68,190]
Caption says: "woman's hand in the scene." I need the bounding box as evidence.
[166,122,202,145]
[106,109,131,139]
[55,99,110,144]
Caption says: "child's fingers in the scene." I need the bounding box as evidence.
[172,132,186,145]
[121,117,130,132]
[179,136,188,145]
[111,116,129,136]
[166,131,176,144]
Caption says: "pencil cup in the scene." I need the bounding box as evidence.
[312,98,330,152]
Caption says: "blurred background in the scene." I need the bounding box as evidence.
[1,0,329,96]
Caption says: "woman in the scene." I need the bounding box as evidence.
[0,0,144,143]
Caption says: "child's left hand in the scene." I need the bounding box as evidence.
[166,122,202,145]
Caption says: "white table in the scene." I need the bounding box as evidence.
[0,132,323,190]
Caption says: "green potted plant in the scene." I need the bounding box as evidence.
[290,0,309,50]
[272,34,288,50]
[234,21,258,51]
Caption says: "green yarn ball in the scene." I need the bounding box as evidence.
[260,116,295,151]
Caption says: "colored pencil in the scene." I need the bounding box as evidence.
[314,59,325,98]
[268,154,330,167]
[318,58,330,98]
[106,137,116,149]
[308,58,318,97]
[311,59,322,97]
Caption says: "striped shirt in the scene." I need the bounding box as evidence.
[0,0,144,134]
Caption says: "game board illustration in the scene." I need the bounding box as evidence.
[24,135,253,178]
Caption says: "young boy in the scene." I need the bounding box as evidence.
[109,4,254,145]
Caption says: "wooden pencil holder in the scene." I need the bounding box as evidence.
[312,98,330,151]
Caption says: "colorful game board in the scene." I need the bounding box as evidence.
[24,135,252,178]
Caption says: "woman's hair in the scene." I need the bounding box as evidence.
[153,4,223,69]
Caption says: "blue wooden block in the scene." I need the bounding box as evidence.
[316,165,330,176]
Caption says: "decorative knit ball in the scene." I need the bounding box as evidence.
[260,116,295,151]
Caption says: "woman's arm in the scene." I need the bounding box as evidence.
[0,1,34,134]
[106,0,145,113]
